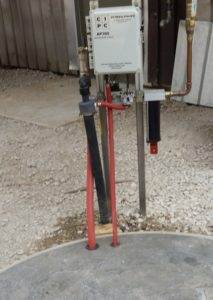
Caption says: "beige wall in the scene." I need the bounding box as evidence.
[197,0,213,21]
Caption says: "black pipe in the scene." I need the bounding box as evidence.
[79,75,109,224]
[147,101,161,143]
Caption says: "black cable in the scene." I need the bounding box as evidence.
[79,75,109,224]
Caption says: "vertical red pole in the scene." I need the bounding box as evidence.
[86,145,97,250]
[106,84,119,247]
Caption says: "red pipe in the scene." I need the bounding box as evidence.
[86,145,97,250]
[98,102,127,111]
[106,84,119,247]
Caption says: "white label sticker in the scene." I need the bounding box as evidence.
[95,15,109,31]
[191,0,197,17]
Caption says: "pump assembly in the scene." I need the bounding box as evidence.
[79,0,197,249]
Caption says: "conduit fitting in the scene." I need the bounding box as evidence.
[79,99,96,116]
[166,0,197,98]
[79,76,96,116]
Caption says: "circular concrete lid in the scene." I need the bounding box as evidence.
[0,233,213,300]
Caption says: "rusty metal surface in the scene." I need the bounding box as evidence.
[0,0,79,73]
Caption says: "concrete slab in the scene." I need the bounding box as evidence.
[0,77,96,128]
[200,25,213,107]
[0,233,213,300]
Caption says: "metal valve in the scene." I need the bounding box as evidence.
[121,91,135,106]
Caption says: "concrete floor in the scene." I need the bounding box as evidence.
[0,233,213,300]
[0,75,96,128]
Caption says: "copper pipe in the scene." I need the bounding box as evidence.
[166,40,192,97]
[166,0,196,98]
[78,47,90,78]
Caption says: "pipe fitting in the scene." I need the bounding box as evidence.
[78,47,90,78]
[186,18,196,41]
[89,0,98,10]
[165,91,172,98]
[165,0,196,98]
[186,0,196,39]
[79,75,90,98]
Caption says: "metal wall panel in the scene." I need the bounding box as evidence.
[172,21,213,108]
[0,0,79,73]
[146,0,186,87]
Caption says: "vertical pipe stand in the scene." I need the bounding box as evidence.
[106,84,119,247]
[136,101,146,216]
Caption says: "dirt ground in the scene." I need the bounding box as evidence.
[0,69,212,270]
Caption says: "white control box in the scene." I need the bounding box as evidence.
[90,6,142,75]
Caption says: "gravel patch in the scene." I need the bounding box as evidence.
[0,69,212,269]
[0,68,61,91]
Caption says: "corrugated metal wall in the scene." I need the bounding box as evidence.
[0,0,79,73]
